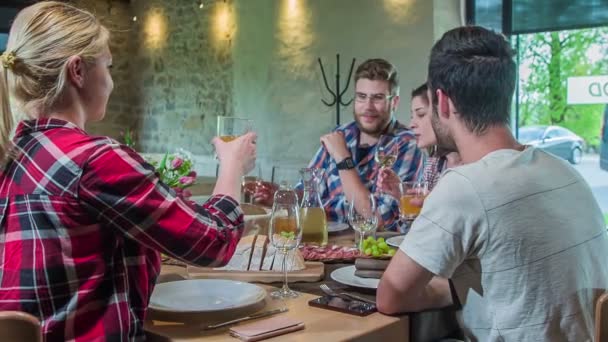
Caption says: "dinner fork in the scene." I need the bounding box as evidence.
[319,284,376,305]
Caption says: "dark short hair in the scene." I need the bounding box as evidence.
[427,26,515,134]
[354,58,399,95]
[411,83,428,103]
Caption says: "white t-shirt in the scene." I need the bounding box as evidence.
[401,147,608,341]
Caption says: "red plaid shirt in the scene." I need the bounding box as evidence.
[0,119,244,341]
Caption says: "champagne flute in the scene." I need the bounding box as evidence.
[268,191,302,299]
[217,116,253,142]
[347,194,378,252]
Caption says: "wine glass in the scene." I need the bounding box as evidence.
[347,193,378,252]
[217,116,253,142]
[374,135,399,195]
[374,135,399,169]
[399,181,429,221]
[268,192,302,299]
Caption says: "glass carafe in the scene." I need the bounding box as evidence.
[299,168,328,246]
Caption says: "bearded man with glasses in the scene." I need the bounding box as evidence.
[257,58,423,232]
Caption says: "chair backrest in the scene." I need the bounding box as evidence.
[596,292,608,342]
[0,311,42,342]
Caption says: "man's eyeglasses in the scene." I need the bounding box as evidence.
[354,92,394,104]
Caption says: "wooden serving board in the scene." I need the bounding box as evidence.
[186,261,324,283]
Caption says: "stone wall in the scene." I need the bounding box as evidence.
[129,0,235,155]
[68,0,461,178]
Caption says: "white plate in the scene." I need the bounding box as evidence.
[386,235,405,248]
[149,279,266,313]
[327,221,350,233]
[330,265,379,289]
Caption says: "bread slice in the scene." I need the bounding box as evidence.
[271,248,305,272]
[249,234,269,271]
[216,234,257,271]
[261,243,276,271]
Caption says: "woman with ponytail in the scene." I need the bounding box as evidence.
[0,2,256,340]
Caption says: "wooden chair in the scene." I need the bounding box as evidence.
[596,292,608,342]
[0,311,42,342]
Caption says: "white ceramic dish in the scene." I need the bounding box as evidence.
[386,235,405,248]
[330,265,379,289]
[327,221,350,233]
[149,279,266,313]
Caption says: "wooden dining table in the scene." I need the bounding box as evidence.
[144,225,462,341]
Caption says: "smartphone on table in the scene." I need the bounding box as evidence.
[308,295,377,316]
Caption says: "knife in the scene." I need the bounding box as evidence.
[201,307,289,330]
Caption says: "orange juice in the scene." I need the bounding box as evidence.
[400,194,425,218]
[220,135,238,142]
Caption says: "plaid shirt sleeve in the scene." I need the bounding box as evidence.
[379,139,425,232]
[78,142,244,267]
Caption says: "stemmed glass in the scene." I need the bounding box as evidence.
[347,193,379,252]
[374,135,399,169]
[268,188,302,299]
[374,135,399,196]
[217,116,253,142]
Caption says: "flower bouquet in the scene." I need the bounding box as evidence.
[149,149,197,199]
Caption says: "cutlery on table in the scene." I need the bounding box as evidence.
[201,307,288,330]
[319,284,376,305]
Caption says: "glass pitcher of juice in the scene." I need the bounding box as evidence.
[299,168,328,246]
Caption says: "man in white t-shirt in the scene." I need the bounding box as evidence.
[377,26,608,341]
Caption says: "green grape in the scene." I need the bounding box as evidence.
[377,237,385,244]
[364,248,372,256]
[362,240,369,249]
[372,250,381,257]
[378,242,389,251]
[388,248,396,256]
[366,236,374,243]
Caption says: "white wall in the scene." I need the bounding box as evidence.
[233,0,461,177]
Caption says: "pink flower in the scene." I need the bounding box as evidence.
[188,170,197,178]
[179,176,195,187]
[171,157,184,170]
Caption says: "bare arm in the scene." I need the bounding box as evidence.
[377,250,453,314]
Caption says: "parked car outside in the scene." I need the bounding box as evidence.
[601,105,608,171]
[518,125,586,164]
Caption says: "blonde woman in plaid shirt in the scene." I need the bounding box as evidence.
[0,2,256,340]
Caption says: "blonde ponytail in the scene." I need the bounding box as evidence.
[1,1,109,166]
[0,62,14,165]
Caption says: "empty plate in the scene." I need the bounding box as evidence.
[327,221,350,233]
[386,235,405,248]
[149,279,266,313]
[330,265,379,289]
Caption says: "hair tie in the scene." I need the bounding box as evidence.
[1,51,16,70]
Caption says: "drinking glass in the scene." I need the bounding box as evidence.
[399,181,429,221]
[374,135,399,169]
[217,116,253,142]
[241,163,263,204]
[268,193,302,299]
[347,193,378,252]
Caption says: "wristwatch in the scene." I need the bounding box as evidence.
[336,157,355,170]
